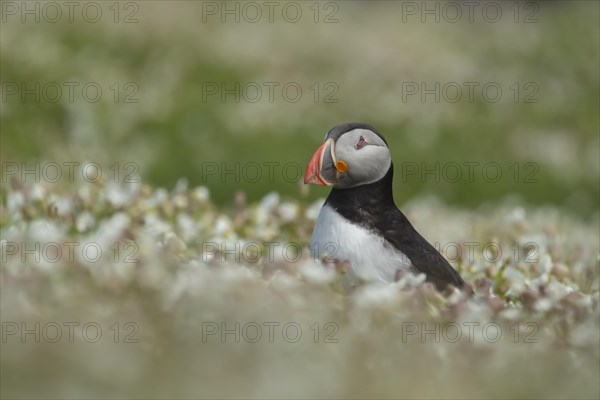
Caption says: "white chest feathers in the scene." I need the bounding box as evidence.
[310,204,413,285]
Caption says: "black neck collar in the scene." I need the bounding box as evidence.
[325,163,397,214]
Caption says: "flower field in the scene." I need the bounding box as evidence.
[1,177,598,398]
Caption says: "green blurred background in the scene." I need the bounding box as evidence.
[1,1,598,215]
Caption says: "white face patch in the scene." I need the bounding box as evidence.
[310,204,413,287]
[333,129,391,189]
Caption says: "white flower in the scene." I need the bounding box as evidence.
[534,298,553,312]
[48,194,73,216]
[530,273,550,288]
[30,184,46,201]
[147,188,169,207]
[7,191,25,213]
[214,215,232,236]
[77,185,92,203]
[268,270,300,290]
[79,213,130,264]
[396,272,427,289]
[173,194,188,209]
[498,307,521,321]
[260,192,280,210]
[162,231,187,253]
[278,202,298,223]
[28,219,64,243]
[353,282,400,308]
[300,259,335,284]
[545,280,576,302]
[506,207,526,224]
[503,266,527,295]
[104,182,133,208]
[177,213,199,242]
[193,186,210,202]
[143,213,172,237]
[76,211,96,232]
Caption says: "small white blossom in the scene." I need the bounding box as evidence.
[28,219,64,243]
[260,192,280,210]
[7,191,25,213]
[193,186,210,202]
[300,259,335,284]
[30,184,46,202]
[278,202,298,223]
[104,183,134,208]
[76,211,96,232]
[214,215,232,236]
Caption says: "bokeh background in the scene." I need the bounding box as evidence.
[1,1,599,399]
[2,0,598,215]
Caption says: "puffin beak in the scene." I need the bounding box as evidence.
[304,138,338,186]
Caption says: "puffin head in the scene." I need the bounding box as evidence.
[304,123,392,189]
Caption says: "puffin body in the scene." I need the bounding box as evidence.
[305,123,464,290]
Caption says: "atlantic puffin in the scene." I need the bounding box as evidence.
[304,122,464,290]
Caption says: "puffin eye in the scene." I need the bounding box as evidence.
[355,136,367,150]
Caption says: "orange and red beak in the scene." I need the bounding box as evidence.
[304,138,338,186]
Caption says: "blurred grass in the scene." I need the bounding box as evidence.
[1,1,598,215]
